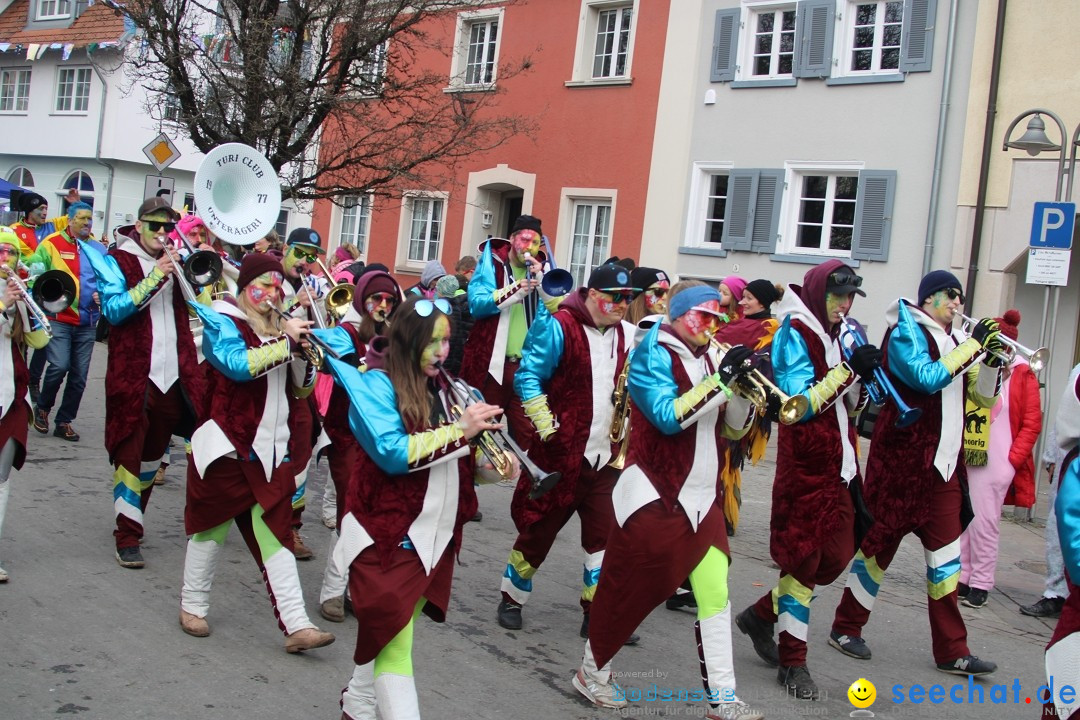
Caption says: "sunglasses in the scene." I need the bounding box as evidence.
[599,291,633,305]
[828,272,863,288]
[290,248,319,263]
[368,292,398,305]
[645,287,668,299]
[945,288,965,303]
[142,220,176,233]
[414,298,451,317]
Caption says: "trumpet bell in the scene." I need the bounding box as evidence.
[184,250,224,287]
[778,394,810,425]
[527,470,562,500]
[33,270,77,314]
[1028,347,1049,374]
[326,284,354,320]
[541,268,574,298]
[895,406,923,428]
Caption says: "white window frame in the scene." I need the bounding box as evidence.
[778,160,865,259]
[6,166,35,189]
[335,193,373,257]
[355,41,388,98]
[736,1,797,81]
[0,68,31,113]
[59,169,95,209]
[36,0,71,20]
[448,7,504,90]
[54,66,91,114]
[835,0,904,78]
[566,0,639,86]
[556,189,617,288]
[396,191,448,272]
[684,161,735,249]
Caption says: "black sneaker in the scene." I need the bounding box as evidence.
[777,665,819,700]
[53,422,80,442]
[962,588,988,608]
[1019,596,1065,618]
[115,547,145,569]
[665,591,698,612]
[579,613,639,645]
[497,599,523,630]
[828,630,872,659]
[470,510,483,522]
[958,582,970,598]
[735,606,779,667]
[32,406,49,434]
[936,655,997,677]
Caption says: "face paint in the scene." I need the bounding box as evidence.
[926,289,961,326]
[0,244,18,271]
[364,292,397,322]
[510,230,541,260]
[28,205,47,225]
[138,211,172,253]
[283,246,309,277]
[420,315,451,377]
[245,271,284,307]
[645,281,669,314]
[825,292,853,325]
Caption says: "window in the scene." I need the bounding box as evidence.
[37,0,71,19]
[776,165,897,260]
[450,10,502,89]
[703,175,730,244]
[355,42,388,97]
[61,170,94,210]
[402,194,445,267]
[7,167,34,188]
[55,67,91,113]
[568,0,639,85]
[338,194,372,255]
[568,200,612,288]
[847,1,903,73]
[747,5,796,78]
[0,68,31,113]
[275,209,289,239]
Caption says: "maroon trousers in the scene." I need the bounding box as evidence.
[751,483,854,666]
[832,476,969,664]
[113,383,186,549]
[326,440,359,528]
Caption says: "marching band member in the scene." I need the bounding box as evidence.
[179,252,335,653]
[181,214,241,296]
[1042,366,1080,719]
[328,295,506,720]
[735,260,880,701]
[496,264,635,636]
[0,226,51,582]
[83,197,207,569]
[625,266,670,326]
[460,215,557,449]
[571,281,761,720]
[829,270,1003,676]
[312,269,402,623]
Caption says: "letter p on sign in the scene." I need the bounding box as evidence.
[1030,202,1076,249]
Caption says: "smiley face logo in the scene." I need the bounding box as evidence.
[848,678,876,708]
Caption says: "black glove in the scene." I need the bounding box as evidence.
[717,344,756,385]
[847,343,883,380]
[969,317,1000,349]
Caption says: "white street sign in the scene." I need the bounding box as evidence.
[142,133,181,172]
[1026,247,1071,286]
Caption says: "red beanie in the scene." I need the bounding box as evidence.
[994,309,1020,341]
[237,253,284,291]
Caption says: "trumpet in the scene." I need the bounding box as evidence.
[436,363,562,499]
[0,266,76,337]
[310,257,355,322]
[608,357,631,469]
[269,306,341,369]
[837,312,922,428]
[709,339,809,425]
[959,314,1049,373]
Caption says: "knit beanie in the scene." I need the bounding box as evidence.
[917,270,962,304]
[630,267,668,293]
[995,309,1020,341]
[721,275,747,302]
[745,278,780,308]
[237,253,284,291]
[435,274,460,299]
[420,259,447,287]
[352,271,400,315]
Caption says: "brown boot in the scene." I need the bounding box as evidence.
[285,627,335,653]
[291,528,314,560]
[179,610,210,637]
[153,464,167,486]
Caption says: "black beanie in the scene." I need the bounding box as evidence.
[745,279,780,308]
[917,270,962,304]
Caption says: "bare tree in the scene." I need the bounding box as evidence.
[113,0,534,201]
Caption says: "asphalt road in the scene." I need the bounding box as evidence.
[0,347,1058,719]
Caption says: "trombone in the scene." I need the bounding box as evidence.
[709,339,809,425]
[0,265,76,337]
[269,305,341,369]
[310,256,355,322]
[958,314,1049,373]
[167,229,224,325]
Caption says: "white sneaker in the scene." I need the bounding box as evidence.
[0,564,8,583]
[707,698,765,720]
[572,668,628,709]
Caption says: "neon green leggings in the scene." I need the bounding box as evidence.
[688,546,730,620]
[373,597,426,678]
[192,504,283,564]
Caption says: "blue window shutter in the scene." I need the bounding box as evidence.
[794,0,835,78]
[711,9,741,83]
[900,0,936,72]
[750,169,785,254]
[851,170,896,261]
[721,170,759,251]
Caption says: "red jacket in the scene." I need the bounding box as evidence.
[1004,361,1042,509]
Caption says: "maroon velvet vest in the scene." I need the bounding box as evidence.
[324,323,365,448]
[459,243,514,391]
[104,249,205,459]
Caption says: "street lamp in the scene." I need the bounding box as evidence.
[1001,108,1080,519]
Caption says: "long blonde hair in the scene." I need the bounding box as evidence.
[236,290,284,338]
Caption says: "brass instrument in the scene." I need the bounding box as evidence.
[436,363,562,499]
[539,235,574,297]
[270,306,341,369]
[607,357,632,469]
[311,257,355,322]
[837,311,921,428]
[169,229,225,326]
[958,313,1049,374]
[0,266,76,337]
[710,339,809,425]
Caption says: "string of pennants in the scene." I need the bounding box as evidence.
[0,2,135,59]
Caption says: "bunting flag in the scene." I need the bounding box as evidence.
[62,43,74,60]
[25,43,39,60]
[35,45,48,59]
[0,43,10,53]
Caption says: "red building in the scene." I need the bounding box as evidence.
[311,0,669,289]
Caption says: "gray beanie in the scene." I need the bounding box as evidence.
[435,274,460,299]
[421,260,447,287]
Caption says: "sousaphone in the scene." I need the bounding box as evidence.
[194,143,282,247]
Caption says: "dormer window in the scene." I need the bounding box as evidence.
[37,0,72,20]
